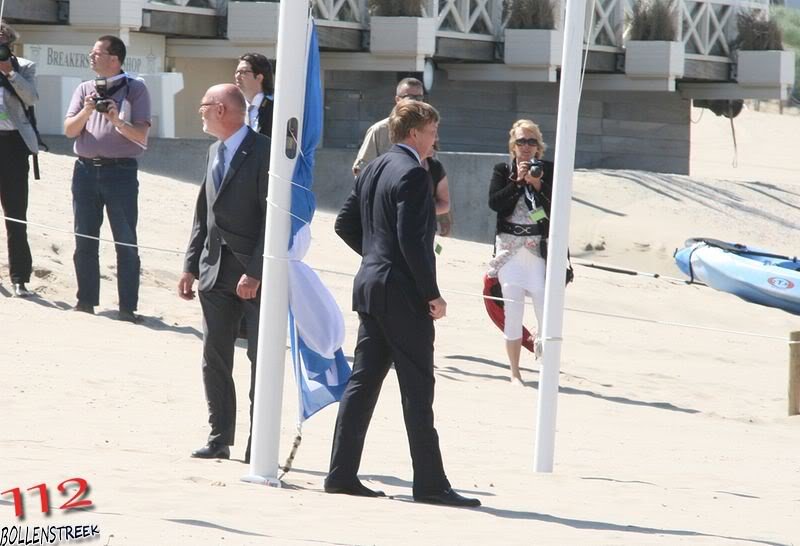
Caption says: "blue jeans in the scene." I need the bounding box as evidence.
[72,159,140,311]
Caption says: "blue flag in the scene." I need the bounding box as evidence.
[287,22,351,422]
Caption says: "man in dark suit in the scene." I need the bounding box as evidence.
[235,53,274,137]
[178,84,269,463]
[326,100,480,508]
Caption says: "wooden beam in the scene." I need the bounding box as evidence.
[318,27,363,51]
[436,37,495,62]
[678,82,790,100]
[144,12,217,38]
[683,59,729,81]
[3,0,60,24]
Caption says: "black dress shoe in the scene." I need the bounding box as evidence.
[324,480,386,498]
[191,442,230,459]
[118,309,141,323]
[414,488,481,508]
[12,283,33,298]
[74,302,95,314]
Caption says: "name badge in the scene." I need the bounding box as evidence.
[529,207,547,222]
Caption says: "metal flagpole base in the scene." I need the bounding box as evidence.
[241,474,283,488]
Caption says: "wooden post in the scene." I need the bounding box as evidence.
[790,331,800,416]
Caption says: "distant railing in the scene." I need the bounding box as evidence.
[185,0,773,64]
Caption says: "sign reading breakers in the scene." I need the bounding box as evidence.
[23,44,162,78]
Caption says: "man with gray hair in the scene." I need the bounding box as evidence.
[0,20,39,297]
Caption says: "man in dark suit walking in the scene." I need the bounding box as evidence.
[326,100,480,508]
[234,53,274,137]
[178,84,269,463]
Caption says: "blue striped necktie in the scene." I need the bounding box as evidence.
[212,142,226,191]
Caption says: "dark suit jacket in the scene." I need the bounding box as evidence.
[255,95,274,137]
[335,145,440,316]
[184,127,270,292]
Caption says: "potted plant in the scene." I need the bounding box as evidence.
[227,1,280,44]
[734,10,795,89]
[503,0,562,79]
[368,0,437,56]
[624,0,684,83]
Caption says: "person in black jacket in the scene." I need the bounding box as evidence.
[326,99,480,508]
[487,119,553,385]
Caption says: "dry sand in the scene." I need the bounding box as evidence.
[1,105,799,545]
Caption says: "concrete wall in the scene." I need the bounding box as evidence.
[44,136,507,243]
[170,57,238,139]
[324,69,691,174]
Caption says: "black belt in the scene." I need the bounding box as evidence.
[498,221,543,236]
[78,157,137,167]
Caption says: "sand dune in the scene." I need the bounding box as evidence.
[1,105,798,545]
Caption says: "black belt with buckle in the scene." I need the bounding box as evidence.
[498,221,543,237]
[79,157,137,167]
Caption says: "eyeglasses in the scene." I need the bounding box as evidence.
[235,69,254,76]
[398,94,425,101]
[514,138,539,147]
[199,102,221,111]
[88,50,109,58]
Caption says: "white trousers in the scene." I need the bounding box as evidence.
[497,249,546,340]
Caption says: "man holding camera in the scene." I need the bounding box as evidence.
[64,35,151,322]
[0,21,39,297]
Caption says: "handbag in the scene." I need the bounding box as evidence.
[539,238,574,285]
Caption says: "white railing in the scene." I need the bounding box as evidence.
[220,0,772,62]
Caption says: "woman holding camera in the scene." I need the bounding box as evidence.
[487,119,553,385]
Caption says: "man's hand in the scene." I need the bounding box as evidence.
[103,100,122,126]
[428,297,447,320]
[178,272,196,300]
[82,94,98,114]
[236,274,261,300]
[0,60,13,76]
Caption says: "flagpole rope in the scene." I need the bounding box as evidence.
[0,218,794,345]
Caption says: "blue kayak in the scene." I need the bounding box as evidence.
[675,238,800,315]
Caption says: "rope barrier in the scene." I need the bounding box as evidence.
[0,213,794,346]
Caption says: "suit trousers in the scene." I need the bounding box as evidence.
[198,248,260,446]
[0,131,32,284]
[327,290,451,497]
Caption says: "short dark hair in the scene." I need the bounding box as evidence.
[239,53,274,94]
[395,77,423,96]
[388,100,440,143]
[97,35,126,64]
[0,20,20,44]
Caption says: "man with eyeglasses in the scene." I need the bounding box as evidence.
[351,77,425,176]
[234,53,274,137]
[178,84,270,464]
[64,35,151,323]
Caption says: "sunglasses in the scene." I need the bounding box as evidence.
[515,138,539,147]
[398,94,425,101]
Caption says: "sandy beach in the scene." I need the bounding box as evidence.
[1,104,799,545]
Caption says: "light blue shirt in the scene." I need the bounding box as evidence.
[219,124,249,178]
[396,143,421,164]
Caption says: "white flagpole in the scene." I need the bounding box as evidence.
[243,0,311,486]
[534,0,587,473]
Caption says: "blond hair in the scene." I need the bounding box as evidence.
[508,119,547,159]
[388,100,440,143]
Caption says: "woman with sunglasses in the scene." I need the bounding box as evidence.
[486,119,553,385]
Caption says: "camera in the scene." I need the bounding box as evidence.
[0,43,12,62]
[524,159,544,179]
[91,77,114,113]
